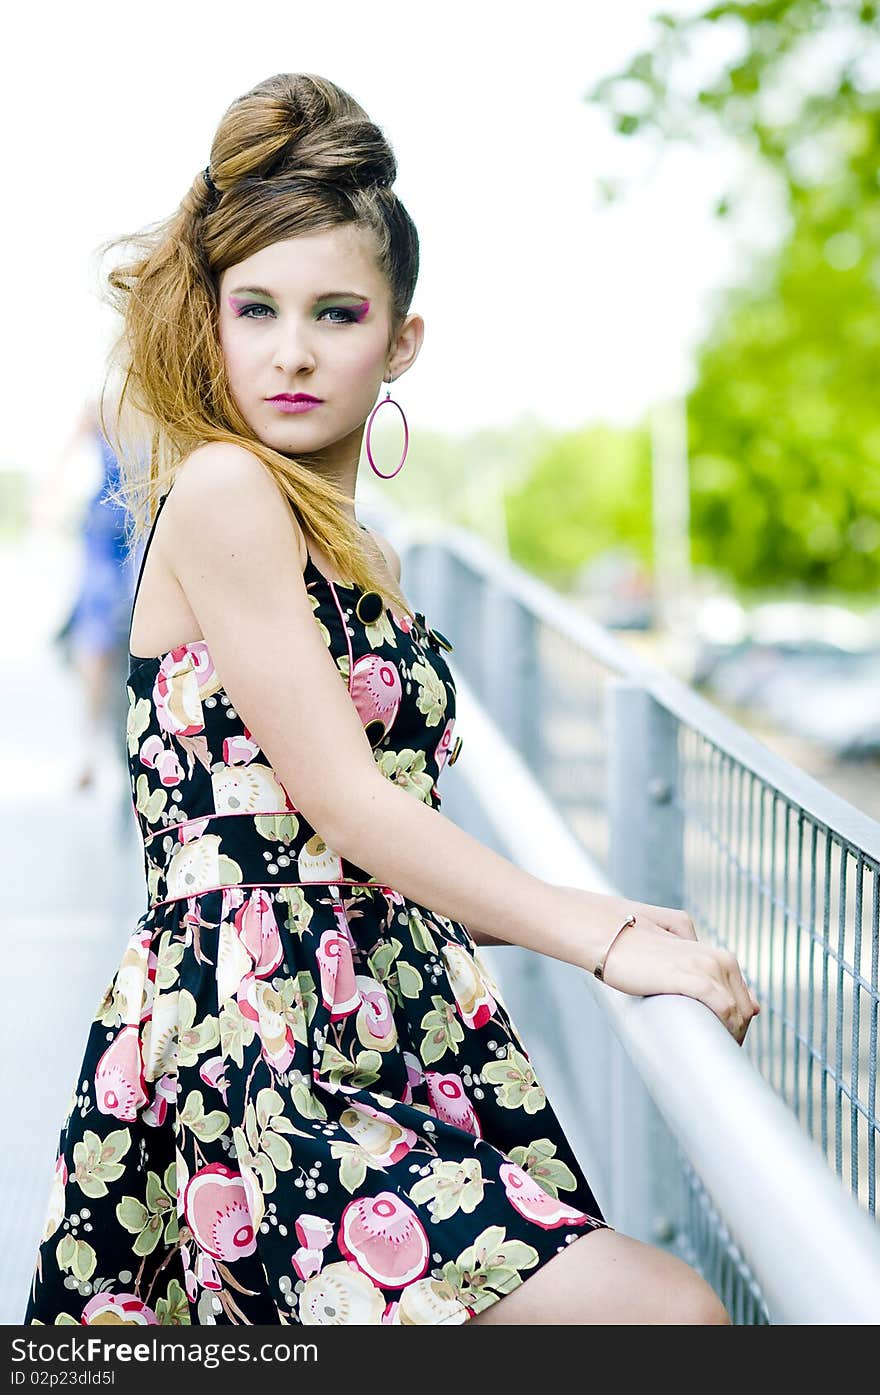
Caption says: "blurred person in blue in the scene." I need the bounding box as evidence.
[52,401,136,790]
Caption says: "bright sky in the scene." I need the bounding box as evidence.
[3,0,747,477]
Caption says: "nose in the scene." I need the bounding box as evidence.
[271,318,317,377]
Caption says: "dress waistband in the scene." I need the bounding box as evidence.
[141,809,383,909]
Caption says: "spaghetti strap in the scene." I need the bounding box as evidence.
[127,492,170,653]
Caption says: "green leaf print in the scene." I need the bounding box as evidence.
[71,1128,131,1199]
[368,937,402,982]
[412,658,448,727]
[117,1162,178,1253]
[410,1158,486,1220]
[233,1125,277,1198]
[275,887,315,939]
[320,1044,383,1089]
[177,991,220,1068]
[507,1138,579,1198]
[396,959,424,1000]
[219,1001,256,1068]
[373,748,435,802]
[420,995,465,1065]
[135,772,167,825]
[236,1091,295,1199]
[154,931,184,992]
[126,692,151,755]
[116,1196,149,1234]
[441,1225,540,1311]
[328,1140,389,1195]
[55,1235,97,1282]
[276,973,317,1048]
[481,1046,547,1114]
[338,1149,368,1195]
[180,1089,229,1143]
[407,909,438,955]
[254,812,300,842]
[289,1079,327,1122]
[154,1278,192,1325]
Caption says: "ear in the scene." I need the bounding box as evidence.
[387,312,424,381]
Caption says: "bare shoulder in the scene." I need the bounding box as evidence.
[165,442,308,572]
[365,526,401,583]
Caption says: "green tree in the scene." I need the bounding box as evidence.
[504,424,653,588]
[586,0,880,595]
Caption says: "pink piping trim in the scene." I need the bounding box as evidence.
[141,808,299,846]
[147,878,387,910]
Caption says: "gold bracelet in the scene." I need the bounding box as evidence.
[593,913,637,982]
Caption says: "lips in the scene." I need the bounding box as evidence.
[267,394,322,403]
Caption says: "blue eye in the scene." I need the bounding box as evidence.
[237,303,274,319]
[318,307,359,324]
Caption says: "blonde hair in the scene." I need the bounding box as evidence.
[99,72,420,619]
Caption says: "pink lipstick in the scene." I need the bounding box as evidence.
[266,393,323,414]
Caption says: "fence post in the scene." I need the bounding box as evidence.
[603,678,684,1244]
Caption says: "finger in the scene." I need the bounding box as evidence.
[694,975,748,1044]
[716,948,757,1029]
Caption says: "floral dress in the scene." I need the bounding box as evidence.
[24,491,611,1327]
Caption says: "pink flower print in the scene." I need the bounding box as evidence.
[441,942,496,1030]
[234,889,283,978]
[425,1071,482,1139]
[434,718,456,772]
[153,748,184,786]
[291,1214,334,1281]
[80,1293,159,1325]
[338,1101,417,1166]
[338,1192,430,1289]
[199,1055,230,1105]
[195,1251,222,1291]
[186,640,224,700]
[220,886,247,919]
[181,1243,198,1304]
[292,1246,325,1281]
[499,1161,593,1230]
[142,1073,179,1128]
[354,974,398,1052]
[222,732,260,766]
[236,974,296,1073]
[404,1051,425,1090]
[180,817,211,843]
[299,1261,386,1325]
[94,1025,148,1121]
[350,653,402,744]
[316,928,360,1021]
[138,735,165,769]
[183,1162,258,1263]
[153,648,205,736]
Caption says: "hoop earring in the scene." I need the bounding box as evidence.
[366,378,409,479]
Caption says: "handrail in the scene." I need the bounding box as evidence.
[450,668,880,1323]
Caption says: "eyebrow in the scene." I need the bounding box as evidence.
[227,286,369,302]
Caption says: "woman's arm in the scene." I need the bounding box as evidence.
[167,444,758,1042]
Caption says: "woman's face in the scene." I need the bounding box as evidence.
[217,224,408,461]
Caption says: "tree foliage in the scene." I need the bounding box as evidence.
[585,1,880,594]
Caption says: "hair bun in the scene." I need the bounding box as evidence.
[209,72,396,195]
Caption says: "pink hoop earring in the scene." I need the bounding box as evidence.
[366,379,409,479]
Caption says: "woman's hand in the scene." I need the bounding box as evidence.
[557,887,761,1047]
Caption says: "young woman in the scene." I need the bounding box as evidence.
[24,72,757,1327]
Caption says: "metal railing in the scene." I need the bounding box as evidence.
[377,515,880,1323]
